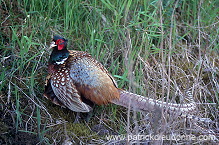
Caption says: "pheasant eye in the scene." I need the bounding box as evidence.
[57,39,64,45]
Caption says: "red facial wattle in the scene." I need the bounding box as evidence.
[56,39,65,50]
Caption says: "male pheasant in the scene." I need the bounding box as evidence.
[44,35,198,121]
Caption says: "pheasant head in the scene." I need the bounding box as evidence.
[49,35,69,65]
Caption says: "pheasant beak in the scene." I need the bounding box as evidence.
[49,41,57,49]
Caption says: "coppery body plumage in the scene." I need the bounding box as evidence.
[44,50,120,112]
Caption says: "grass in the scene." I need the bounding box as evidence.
[0,0,218,144]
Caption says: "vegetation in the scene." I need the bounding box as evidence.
[0,0,218,144]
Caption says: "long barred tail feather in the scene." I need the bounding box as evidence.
[112,89,196,112]
[111,89,213,123]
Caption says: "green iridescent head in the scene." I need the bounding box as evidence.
[49,35,69,65]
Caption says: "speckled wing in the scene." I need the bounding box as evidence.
[44,75,65,107]
[67,50,120,105]
[49,67,92,112]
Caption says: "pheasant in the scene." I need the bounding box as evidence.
[44,35,203,122]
